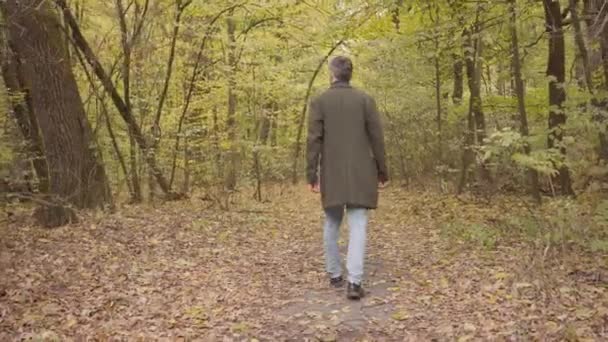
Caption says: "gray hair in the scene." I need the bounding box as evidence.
[329,56,353,82]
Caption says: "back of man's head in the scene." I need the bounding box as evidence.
[329,56,353,82]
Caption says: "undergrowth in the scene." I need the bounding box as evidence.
[439,195,608,254]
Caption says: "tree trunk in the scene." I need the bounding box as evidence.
[3,0,111,226]
[115,0,143,202]
[598,4,608,161]
[225,14,238,190]
[182,135,190,194]
[435,45,443,165]
[151,1,191,186]
[570,0,595,93]
[212,106,222,180]
[452,53,464,105]
[544,0,575,196]
[583,0,608,161]
[458,23,490,193]
[253,105,272,201]
[0,44,50,193]
[509,0,541,203]
[99,97,132,196]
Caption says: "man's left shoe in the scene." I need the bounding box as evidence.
[329,275,344,288]
[347,282,365,300]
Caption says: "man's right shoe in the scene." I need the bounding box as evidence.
[329,275,344,288]
[347,282,364,300]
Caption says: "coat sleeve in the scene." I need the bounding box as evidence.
[306,97,323,185]
[364,95,389,182]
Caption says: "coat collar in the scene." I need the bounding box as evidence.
[330,81,351,89]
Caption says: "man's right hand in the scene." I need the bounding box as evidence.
[378,174,389,189]
[309,183,320,193]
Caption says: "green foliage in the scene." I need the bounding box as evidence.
[3,0,608,203]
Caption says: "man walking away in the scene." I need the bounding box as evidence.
[306,56,388,300]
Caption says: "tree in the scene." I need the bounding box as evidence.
[543,0,575,196]
[509,0,541,202]
[2,0,112,226]
[225,12,239,190]
[458,4,490,193]
[115,0,149,202]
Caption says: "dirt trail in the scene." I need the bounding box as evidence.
[1,189,606,340]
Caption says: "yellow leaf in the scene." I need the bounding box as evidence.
[493,272,510,280]
[391,310,409,321]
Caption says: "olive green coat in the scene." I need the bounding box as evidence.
[306,82,388,209]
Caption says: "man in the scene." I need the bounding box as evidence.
[306,56,388,300]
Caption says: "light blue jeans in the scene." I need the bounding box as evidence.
[324,206,368,285]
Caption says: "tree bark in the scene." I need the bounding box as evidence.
[543,0,575,196]
[0,44,50,193]
[3,0,111,226]
[509,0,541,203]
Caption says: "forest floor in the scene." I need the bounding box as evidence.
[1,186,607,341]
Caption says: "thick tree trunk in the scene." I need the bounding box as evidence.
[3,0,111,226]
[544,0,575,196]
[509,0,541,203]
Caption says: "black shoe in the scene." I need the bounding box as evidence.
[329,276,344,288]
[347,282,364,300]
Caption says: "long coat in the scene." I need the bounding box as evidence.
[306,82,388,209]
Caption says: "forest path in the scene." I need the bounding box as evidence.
[1,188,606,340]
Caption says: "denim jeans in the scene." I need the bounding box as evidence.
[323,206,368,285]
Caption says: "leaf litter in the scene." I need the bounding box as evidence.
[0,188,607,340]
